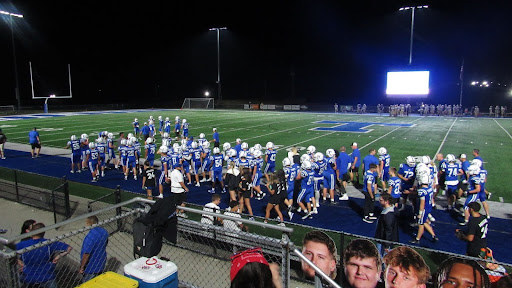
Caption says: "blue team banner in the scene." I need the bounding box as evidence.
[310,120,415,133]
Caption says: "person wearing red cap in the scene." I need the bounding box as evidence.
[230,247,282,288]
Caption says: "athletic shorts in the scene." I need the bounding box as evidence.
[464,193,480,208]
[264,163,275,174]
[108,149,116,159]
[350,166,359,173]
[31,143,41,149]
[183,130,188,138]
[314,177,324,192]
[202,160,211,172]
[252,172,262,187]
[212,170,223,182]
[192,161,201,174]
[298,187,313,203]
[417,209,431,225]
[158,171,167,185]
[88,162,98,171]
[182,161,190,173]
[340,172,350,182]
[71,153,81,164]
[171,192,187,206]
[381,169,390,182]
[287,183,294,200]
[446,184,458,196]
[323,174,335,190]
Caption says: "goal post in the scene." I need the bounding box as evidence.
[181,98,215,109]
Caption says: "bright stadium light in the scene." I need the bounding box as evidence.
[471,81,478,86]
[204,91,210,97]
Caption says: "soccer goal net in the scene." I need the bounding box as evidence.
[181,98,215,109]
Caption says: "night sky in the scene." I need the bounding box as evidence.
[1,0,511,108]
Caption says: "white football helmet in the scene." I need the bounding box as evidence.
[159,146,168,153]
[165,117,169,121]
[149,115,154,120]
[163,132,169,138]
[191,141,198,149]
[213,147,221,154]
[406,156,416,167]
[223,142,231,151]
[107,133,113,139]
[173,143,180,151]
[126,140,133,146]
[307,145,316,154]
[181,139,187,146]
[199,133,205,139]
[467,164,480,175]
[161,139,169,148]
[315,152,324,162]
[266,142,274,149]
[236,138,242,144]
[249,147,255,155]
[173,146,181,154]
[158,116,162,120]
[229,149,238,157]
[81,133,88,140]
[70,135,77,141]
[253,150,262,158]
[326,149,335,158]
[88,142,96,149]
[241,142,249,150]
[253,143,262,151]
[120,139,127,146]
[134,118,138,122]
[415,163,429,175]
[282,157,291,167]
[378,147,387,156]
[470,159,482,168]
[146,138,153,144]
[421,155,431,165]
[418,173,430,185]
[175,116,180,121]
[182,119,186,124]
[203,142,210,149]
[302,160,312,170]
[130,136,137,143]
[239,151,247,158]
[446,154,456,162]
[127,133,134,139]
[300,154,311,163]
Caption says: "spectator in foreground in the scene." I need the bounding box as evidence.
[230,247,282,288]
[433,257,490,288]
[16,222,73,287]
[0,128,6,159]
[374,194,398,253]
[383,246,430,288]
[80,216,109,283]
[342,238,383,288]
[28,127,41,158]
[20,219,36,242]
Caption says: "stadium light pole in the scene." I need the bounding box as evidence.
[399,5,428,65]
[209,27,227,102]
[1,10,24,111]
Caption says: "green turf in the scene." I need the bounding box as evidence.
[3,110,511,202]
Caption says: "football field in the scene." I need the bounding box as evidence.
[2,109,511,203]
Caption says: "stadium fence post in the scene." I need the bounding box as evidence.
[115,185,122,231]
[14,170,19,202]
[63,177,70,219]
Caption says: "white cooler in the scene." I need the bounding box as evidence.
[124,257,178,288]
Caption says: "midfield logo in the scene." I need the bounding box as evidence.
[310,121,415,133]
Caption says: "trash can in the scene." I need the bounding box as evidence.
[124,257,178,288]
[77,271,139,287]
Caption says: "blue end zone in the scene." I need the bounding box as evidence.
[310,120,415,133]
[0,149,510,264]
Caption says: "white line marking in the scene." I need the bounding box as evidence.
[433,117,457,158]
[499,197,504,203]
[493,119,512,140]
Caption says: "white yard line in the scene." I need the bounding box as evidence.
[433,117,458,158]
[493,119,512,140]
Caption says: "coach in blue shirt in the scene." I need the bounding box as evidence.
[362,148,379,174]
[80,216,109,283]
[211,128,220,148]
[28,127,41,158]
[350,142,361,187]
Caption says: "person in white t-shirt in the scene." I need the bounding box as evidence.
[202,194,223,226]
[223,200,248,253]
[168,165,189,218]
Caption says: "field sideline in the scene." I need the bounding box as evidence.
[1,109,511,203]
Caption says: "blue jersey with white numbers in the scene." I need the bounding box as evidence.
[324,157,336,176]
[211,154,224,172]
[285,164,300,185]
[96,142,106,157]
[300,169,315,189]
[68,140,81,155]
[191,148,202,163]
[145,143,156,160]
[443,162,461,185]
[164,121,171,133]
[313,159,327,178]
[265,149,277,164]
[169,152,181,168]
[182,122,189,132]
[478,169,487,191]
[160,155,169,171]
[159,120,164,131]
[252,158,264,174]
[398,163,415,187]
[236,158,250,169]
[126,146,136,161]
[362,170,377,193]
[388,176,401,198]
[87,148,99,164]
[379,154,391,171]
[174,122,180,132]
[418,185,434,212]
[468,175,481,192]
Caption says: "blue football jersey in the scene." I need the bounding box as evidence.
[379,154,391,171]
[443,162,461,185]
[388,176,401,198]
[418,185,434,211]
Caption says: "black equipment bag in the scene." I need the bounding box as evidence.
[133,216,163,258]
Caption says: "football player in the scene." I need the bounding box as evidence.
[312,152,326,210]
[144,137,156,167]
[387,167,401,208]
[234,138,242,154]
[362,163,378,223]
[236,151,250,170]
[124,140,138,181]
[182,119,189,139]
[85,142,99,182]
[65,135,82,173]
[190,141,203,187]
[378,147,391,192]
[264,142,277,182]
[350,142,361,188]
[157,146,169,198]
[443,154,463,210]
[198,133,207,147]
[282,158,299,220]
[106,133,118,169]
[323,149,337,205]
[148,120,156,139]
[460,165,481,226]
[398,156,416,213]
[181,144,192,185]
[158,116,163,135]
[471,159,490,219]
[132,118,140,137]
[209,147,226,194]
[251,150,265,200]
[297,160,315,220]
[80,134,90,171]
[409,172,438,244]
[164,117,171,135]
[174,118,181,140]
[96,137,107,177]
[118,139,127,175]
[201,142,212,183]
[435,153,446,199]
